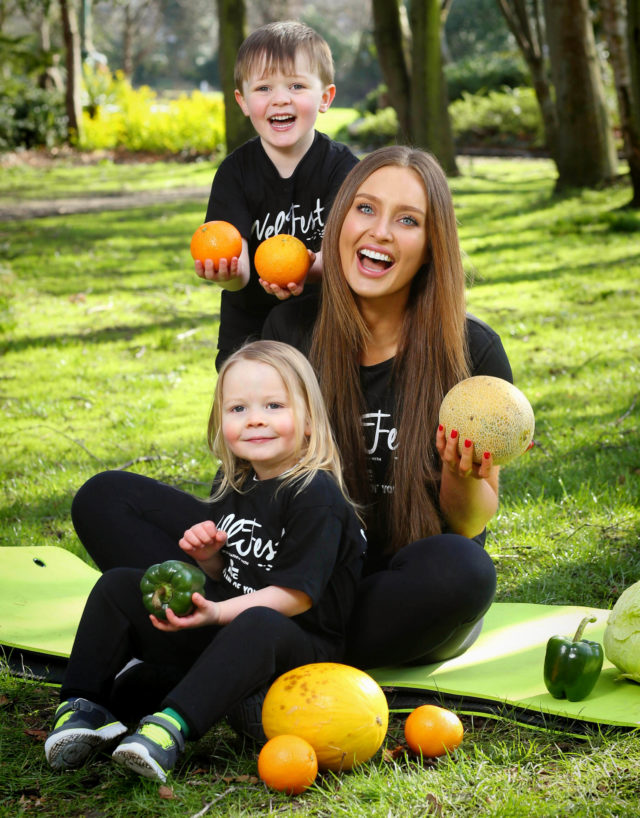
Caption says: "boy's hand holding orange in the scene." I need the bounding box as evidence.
[190,220,243,277]
[255,234,311,298]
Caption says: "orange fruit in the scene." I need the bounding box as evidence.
[404,705,464,758]
[258,734,318,795]
[254,234,310,287]
[190,220,242,268]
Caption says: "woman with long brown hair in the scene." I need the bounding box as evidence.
[263,145,514,668]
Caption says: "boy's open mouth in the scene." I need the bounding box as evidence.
[358,248,394,273]
[269,114,296,129]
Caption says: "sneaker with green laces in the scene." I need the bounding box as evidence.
[111,713,185,782]
[44,698,127,770]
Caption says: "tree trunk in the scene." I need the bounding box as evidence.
[409,0,458,174]
[38,3,64,91]
[627,0,640,205]
[544,0,617,190]
[371,0,457,174]
[602,0,640,205]
[59,0,83,142]
[122,2,134,79]
[216,0,254,153]
[371,0,411,139]
[497,0,557,155]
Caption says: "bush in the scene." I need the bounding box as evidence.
[335,107,399,150]
[445,53,530,101]
[0,81,67,150]
[340,87,544,153]
[78,71,225,156]
[450,87,545,150]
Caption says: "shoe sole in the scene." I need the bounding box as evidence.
[45,724,127,770]
[112,741,168,783]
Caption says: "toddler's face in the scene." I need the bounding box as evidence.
[235,53,335,157]
[221,360,305,480]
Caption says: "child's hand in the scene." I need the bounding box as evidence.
[150,592,220,631]
[258,277,305,300]
[257,249,315,300]
[179,520,227,561]
[194,257,241,282]
[436,424,495,480]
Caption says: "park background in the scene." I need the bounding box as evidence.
[1,1,640,816]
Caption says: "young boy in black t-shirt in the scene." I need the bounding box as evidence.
[194,21,359,370]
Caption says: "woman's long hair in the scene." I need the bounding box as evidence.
[208,340,353,507]
[310,146,470,551]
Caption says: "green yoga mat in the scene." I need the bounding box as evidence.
[371,602,640,731]
[2,546,638,730]
[0,546,100,683]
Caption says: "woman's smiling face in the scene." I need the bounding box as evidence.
[338,165,429,305]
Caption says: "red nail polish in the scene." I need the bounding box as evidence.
[438,424,444,432]
[483,451,491,460]
[450,429,458,439]
[464,439,472,448]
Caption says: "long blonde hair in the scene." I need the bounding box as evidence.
[310,146,470,551]
[208,340,352,505]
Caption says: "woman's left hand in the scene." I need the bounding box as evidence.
[436,425,495,480]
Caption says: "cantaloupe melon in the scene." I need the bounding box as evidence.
[438,375,534,465]
[261,662,389,771]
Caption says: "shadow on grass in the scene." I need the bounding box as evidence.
[499,525,640,608]
[2,312,220,354]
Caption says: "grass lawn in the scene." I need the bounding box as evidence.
[1,154,639,816]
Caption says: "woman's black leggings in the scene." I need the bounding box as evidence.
[71,470,496,670]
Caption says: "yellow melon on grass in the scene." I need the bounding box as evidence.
[261,662,389,772]
[438,375,534,465]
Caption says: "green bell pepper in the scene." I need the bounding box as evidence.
[140,559,206,620]
[543,616,604,701]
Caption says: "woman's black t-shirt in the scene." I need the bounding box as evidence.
[262,293,513,563]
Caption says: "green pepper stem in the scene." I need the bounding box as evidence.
[572,616,596,642]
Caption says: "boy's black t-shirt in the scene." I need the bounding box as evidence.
[209,469,366,648]
[262,293,513,561]
[204,131,359,357]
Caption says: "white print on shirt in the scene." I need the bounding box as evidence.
[252,199,325,242]
[217,513,284,593]
[362,410,398,455]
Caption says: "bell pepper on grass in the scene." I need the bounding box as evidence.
[543,615,604,701]
[140,559,206,620]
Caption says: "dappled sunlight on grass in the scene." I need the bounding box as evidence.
[1,156,639,815]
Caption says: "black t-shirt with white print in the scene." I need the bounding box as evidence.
[208,469,366,649]
[262,292,513,562]
[204,131,359,356]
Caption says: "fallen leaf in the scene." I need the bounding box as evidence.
[221,774,259,784]
[382,744,405,761]
[24,728,48,742]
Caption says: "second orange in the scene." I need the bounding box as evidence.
[254,234,310,287]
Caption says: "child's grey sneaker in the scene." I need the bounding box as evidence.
[45,697,127,770]
[111,713,185,783]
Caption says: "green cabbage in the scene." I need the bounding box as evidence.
[603,580,640,682]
